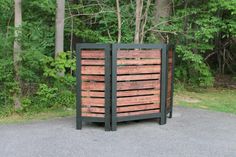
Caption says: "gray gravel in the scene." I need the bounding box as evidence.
[0,106,236,157]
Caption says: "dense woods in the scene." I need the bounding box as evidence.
[0,0,235,116]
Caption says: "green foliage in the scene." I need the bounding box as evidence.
[175,45,214,86]
[160,0,236,86]
[43,52,76,86]
[54,90,75,109]
[0,0,236,117]
[0,104,13,118]
[35,84,58,109]
[17,84,75,114]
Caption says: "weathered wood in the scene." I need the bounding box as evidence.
[82,107,105,113]
[168,49,173,57]
[117,95,160,106]
[82,91,104,97]
[81,82,104,91]
[82,98,104,107]
[117,89,160,97]
[81,60,104,65]
[81,75,104,81]
[81,50,104,58]
[117,65,161,74]
[82,113,104,117]
[117,74,160,81]
[81,66,104,75]
[117,80,160,90]
[117,104,160,112]
[82,97,104,105]
[168,58,173,63]
[117,109,160,117]
[117,59,161,65]
[117,49,161,58]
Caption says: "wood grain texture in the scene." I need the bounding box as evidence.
[82,113,104,117]
[82,107,105,113]
[81,50,104,58]
[117,49,161,58]
[117,95,160,106]
[82,97,104,107]
[117,109,160,117]
[82,91,104,97]
[117,80,160,90]
[117,59,161,65]
[81,75,104,81]
[168,48,173,57]
[81,66,104,75]
[81,82,105,91]
[117,74,160,81]
[117,104,160,112]
[81,60,104,65]
[117,89,160,97]
[117,65,161,74]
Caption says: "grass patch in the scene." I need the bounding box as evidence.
[175,88,236,114]
[0,108,75,124]
[1,87,235,124]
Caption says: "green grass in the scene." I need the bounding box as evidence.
[1,88,236,124]
[0,108,75,124]
[175,88,236,114]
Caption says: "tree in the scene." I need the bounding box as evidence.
[154,0,171,43]
[55,0,65,58]
[13,0,22,109]
[116,0,121,43]
[134,0,143,43]
[134,0,151,44]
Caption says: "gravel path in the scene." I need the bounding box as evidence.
[0,106,236,157]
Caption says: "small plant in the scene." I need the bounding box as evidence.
[43,51,76,86]
[35,84,58,109]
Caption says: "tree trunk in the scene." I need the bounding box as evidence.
[134,0,143,44]
[13,0,22,109]
[154,0,171,43]
[116,0,122,43]
[140,0,151,43]
[55,0,65,57]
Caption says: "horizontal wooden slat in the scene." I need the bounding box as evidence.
[82,107,104,113]
[82,98,104,106]
[81,82,104,91]
[81,75,104,81]
[117,59,161,65]
[82,91,104,97]
[117,95,160,106]
[81,50,104,58]
[117,89,160,97]
[81,60,104,65]
[117,58,171,65]
[117,104,160,112]
[117,65,161,74]
[117,109,160,117]
[81,66,104,75]
[117,74,160,81]
[82,113,104,117]
[118,50,161,58]
[117,80,160,90]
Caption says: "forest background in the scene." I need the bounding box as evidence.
[0,0,236,118]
